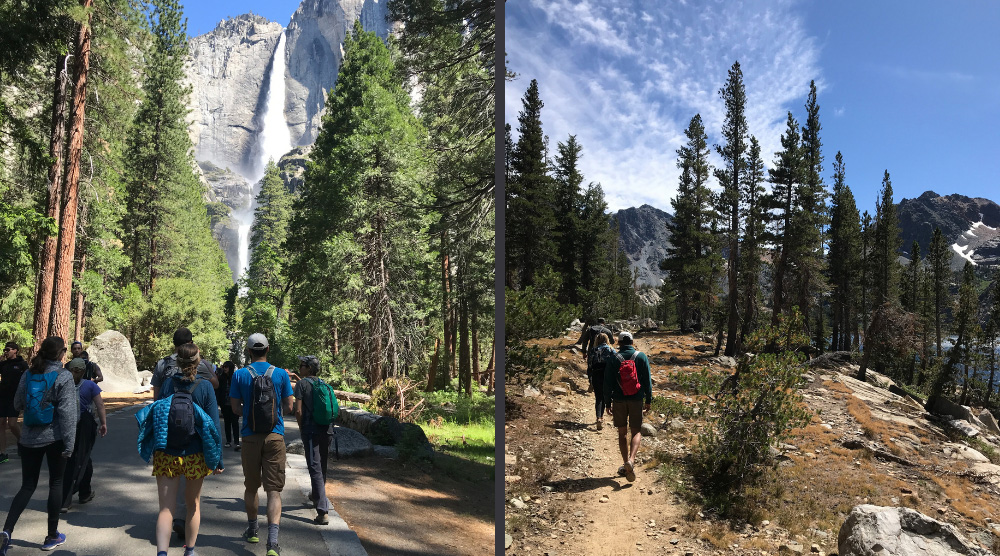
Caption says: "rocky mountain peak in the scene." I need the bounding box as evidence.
[612,205,672,288]
[897,191,1000,267]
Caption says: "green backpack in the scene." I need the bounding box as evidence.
[310,377,339,426]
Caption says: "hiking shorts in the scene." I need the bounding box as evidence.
[0,398,17,418]
[240,432,286,492]
[612,399,643,430]
[152,451,212,480]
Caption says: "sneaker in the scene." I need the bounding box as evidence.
[617,465,626,477]
[314,511,329,525]
[41,532,66,550]
[242,526,259,544]
[596,420,603,431]
[79,491,95,504]
[1,531,11,556]
[60,504,70,513]
[224,442,231,448]
[624,461,636,483]
[234,444,241,452]
[266,544,281,556]
[0,453,8,464]
[182,546,198,556]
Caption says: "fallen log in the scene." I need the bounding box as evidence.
[335,390,371,403]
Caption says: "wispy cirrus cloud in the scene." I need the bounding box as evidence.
[506,0,823,212]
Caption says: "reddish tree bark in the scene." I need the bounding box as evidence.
[471,309,480,387]
[440,230,451,387]
[485,341,495,396]
[32,52,71,353]
[459,297,471,396]
[50,0,92,341]
[425,337,439,392]
[73,251,86,342]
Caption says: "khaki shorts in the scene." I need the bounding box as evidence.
[240,432,286,492]
[612,399,643,429]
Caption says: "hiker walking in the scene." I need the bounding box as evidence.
[0,336,78,554]
[603,331,652,483]
[69,342,103,384]
[151,327,220,539]
[0,341,28,465]
[293,355,339,525]
[137,342,223,556]
[216,361,240,450]
[580,318,615,358]
[229,333,294,556]
[587,333,615,430]
[60,358,107,512]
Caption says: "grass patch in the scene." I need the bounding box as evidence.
[968,437,1000,465]
[416,391,495,476]
[651,396,696,419]
[422,420,495,466]
[667,367,726,396]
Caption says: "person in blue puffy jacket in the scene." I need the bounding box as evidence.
[137,343,222,556]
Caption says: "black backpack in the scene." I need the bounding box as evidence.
[166,378,200,450]
[248,365,277,434]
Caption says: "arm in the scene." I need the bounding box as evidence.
[295,399,304,429]
[284,395,295,416]
[13,372,27,412]
[93,394,108,437]
[641,354,653,408]
[92,363,104,383]
[230,397,243,417]
[603,356,615,414]
[56,373,78,456]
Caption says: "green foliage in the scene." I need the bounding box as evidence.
[504,269,577,384]
[132,278,228,369]
[367,376,427,423]
[668,368,726,396]
[828,151,862,351]
[694,311,812,513]
[650,396,696,419]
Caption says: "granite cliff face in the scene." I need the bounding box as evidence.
[284,0,391,146]
[897,191,1000,268]
[185,15,283,177]
[612,204,673,288]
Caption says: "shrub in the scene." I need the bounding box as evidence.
[504,269,578,384]
[368,376,426,422]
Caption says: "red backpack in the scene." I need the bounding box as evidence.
[615,351,641,396]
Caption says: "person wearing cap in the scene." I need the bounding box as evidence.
[69,342,103,384]
[602,330,652,482]
[293,355,333,524]
[150,327,219,539]
[0,341,28,464]
[229,333,294,556]
[60,358,107,512]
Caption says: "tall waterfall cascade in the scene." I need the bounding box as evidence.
[235,31,291,282]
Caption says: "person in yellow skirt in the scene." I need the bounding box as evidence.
[137,343,223,556]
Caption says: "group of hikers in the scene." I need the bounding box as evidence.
[578,318,653,483]
[0,327,340,556]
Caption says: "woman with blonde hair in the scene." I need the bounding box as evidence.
[137,342,222,556]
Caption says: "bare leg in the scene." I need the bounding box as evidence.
[628,427,642,464]
[8,417,20,442]
[617,426,629,464]
[184,477,204,549]
[0,421,7,453]
[265,490,282,526]
[156,476,181,552]
[244,487,259,520]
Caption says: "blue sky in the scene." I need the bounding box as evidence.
[180,1,302,36]
[505,1,1000,216]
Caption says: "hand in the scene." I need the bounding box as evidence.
[61,450,73,459]
[606,405,613,416]
[213,467,224,475]
[99,424,107,437]
[643,403,651,413]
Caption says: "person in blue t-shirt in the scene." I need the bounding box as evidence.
[229,333,293,556]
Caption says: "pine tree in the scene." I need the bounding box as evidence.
[663,114,719,332]
[871,171,901,308]
[577,182,617,320]
[767,112,804,327]
[288,21,431,388]
[827,152,862,351]
[903,241,921,312]
[983,267,1000,406]
[507,79,557,289]
[928,227,950,357]
[738,136,767,349]
[928,261,976,412]
[552,135,584,304]
[794,81,828,346]
[715,61,748,357]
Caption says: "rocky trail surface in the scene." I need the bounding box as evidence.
[505,331,1000,556]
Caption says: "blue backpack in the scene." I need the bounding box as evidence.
[24,371,59,426]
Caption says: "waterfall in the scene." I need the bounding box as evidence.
[235,30,290,282]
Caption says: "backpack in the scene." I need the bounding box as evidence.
[615,351,641,396]
[166,378,200,450]
[24,371,59,426]
[248,365,277,434]
[589,344,612,371]
[309,377,339,426]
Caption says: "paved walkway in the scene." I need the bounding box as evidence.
[0,403,367,556]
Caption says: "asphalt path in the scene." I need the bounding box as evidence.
[0,403,367,556]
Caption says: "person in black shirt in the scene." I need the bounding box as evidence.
[69,342,103,384]
[580,318,616,358]
[216,361,240,450]
[0,341,28,464]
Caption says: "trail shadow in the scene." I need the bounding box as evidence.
[542,476,628,493]
[546,420,590,431]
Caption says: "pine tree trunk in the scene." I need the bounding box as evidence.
[33,52,71,353]
[486,341,495,396]
[440,231,451,388]
[73,251,86,342]
[724,229,739,356]
[987,346,996,407]
[425,337,439,392]
[49,1,92,341]
[471,309,481,388]
[333,325,339,356]
[459,296,471,396]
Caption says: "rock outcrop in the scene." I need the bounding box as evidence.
[837,505,993,556]
[277,145,312,193]
[185,15,284,176]
[86,331,141,393]
[284,0,391,147]
[612,204,672,288]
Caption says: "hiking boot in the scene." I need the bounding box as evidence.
[624,461,636,482]
[314,511,329,525]
[617,465,626,477]
[79,491,95,504]
[0,531,11,556]
[41,532,66,550]
[0,453,8,464]
[241,526,259,544]
[265,544,281,556]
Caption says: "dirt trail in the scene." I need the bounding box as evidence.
[506,336,692,556]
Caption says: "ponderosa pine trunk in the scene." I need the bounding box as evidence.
[459,295,471,396]
[49,0,92,341]
[73,251,86,342]
[486,341,495,396]
[33,52,71,354]
[471,309,480,387]
[440,230,451,389]
[425,337,440,391]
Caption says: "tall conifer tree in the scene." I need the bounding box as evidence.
[928,227,950,357]
[827,152,861,351]
[553,135,584,304]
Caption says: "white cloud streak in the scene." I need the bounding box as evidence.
[506,0,823,212]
